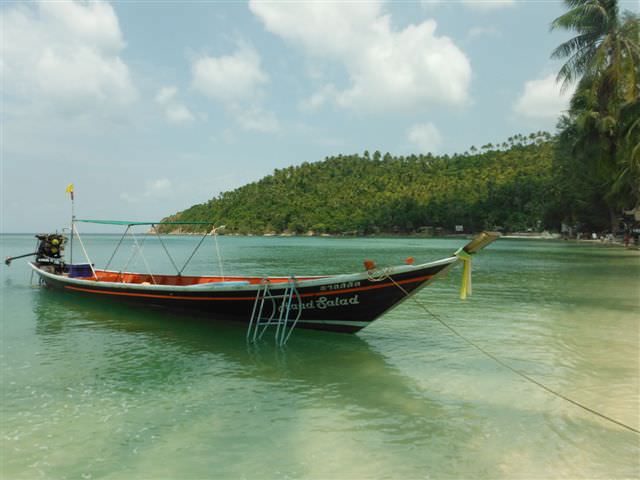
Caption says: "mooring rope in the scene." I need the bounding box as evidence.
[382,273,639,435]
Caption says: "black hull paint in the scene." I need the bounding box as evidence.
[36,262,453,333]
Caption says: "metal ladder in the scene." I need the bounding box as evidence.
[247,277,303,346]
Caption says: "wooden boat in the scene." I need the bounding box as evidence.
[30,256,461,334]
[7,219,499,342]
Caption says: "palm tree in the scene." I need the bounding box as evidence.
[551,0,640,229]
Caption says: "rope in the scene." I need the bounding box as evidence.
[130,231,157,285]
[73,226,98,280]
[178,229,209,275]
[105,225,130,270]
[152,224,180,275]
[383,273,640,435]
[117,229,149,281]
[212,227,225,281]
[367,266,394,283]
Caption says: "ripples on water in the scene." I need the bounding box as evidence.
[1,235,639,478]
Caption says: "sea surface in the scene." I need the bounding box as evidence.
[1,234,639,479]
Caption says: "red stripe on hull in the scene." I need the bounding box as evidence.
[36,261,455,333]
[62,274,434,301]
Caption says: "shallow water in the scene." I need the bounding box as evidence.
[1,234,639,478]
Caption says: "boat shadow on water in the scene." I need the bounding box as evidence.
[31,288,482,443]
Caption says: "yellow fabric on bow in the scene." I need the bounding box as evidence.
[455,248,473,300]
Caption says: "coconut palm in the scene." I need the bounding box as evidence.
[552,1,639,94]
[551,1,640,227]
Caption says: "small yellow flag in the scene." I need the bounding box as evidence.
[65,184,74,193]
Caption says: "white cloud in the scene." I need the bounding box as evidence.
[1,1,136,116]
[514,73,574,120]
[229,105,280,133]
[298,84,338,112]
[462,0,515,9]
[421,0,514,10]
[468,26,501,38]
[155,85,194,124]
[145,178,172,198]
[155,86,178,104]
[192,45,267,102]
[407,123,443,153]
[191,44,278,132]
[165,104,195,125]
[419,0,445,7]
[249,1,471,113]
[120,179,173,203]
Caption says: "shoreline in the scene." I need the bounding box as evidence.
[2,231,636,249]
[155,230,638,248]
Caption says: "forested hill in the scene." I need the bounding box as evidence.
[161,132,558,235]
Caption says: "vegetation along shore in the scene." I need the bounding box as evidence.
[162,1,639,241]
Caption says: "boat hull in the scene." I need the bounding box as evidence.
[31,259,458,333]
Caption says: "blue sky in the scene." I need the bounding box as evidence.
[2,0,637,232]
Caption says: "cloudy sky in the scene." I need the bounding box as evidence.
[2,0,635,232]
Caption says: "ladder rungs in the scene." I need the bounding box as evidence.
[247,277,302,346]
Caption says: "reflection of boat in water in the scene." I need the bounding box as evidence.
[31,291,455,427]
[8,218,498,340]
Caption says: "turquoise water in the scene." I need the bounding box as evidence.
[1,234,639,478]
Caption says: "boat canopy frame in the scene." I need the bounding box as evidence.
[71,219,223,282]
[75,219,216,226]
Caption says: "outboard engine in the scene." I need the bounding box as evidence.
[4,233,67,271]
[35,233,66,262]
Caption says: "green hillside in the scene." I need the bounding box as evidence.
[161,132,559,235]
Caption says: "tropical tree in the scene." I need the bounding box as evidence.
[551,0,640,229]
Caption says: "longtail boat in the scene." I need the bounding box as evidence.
[5,218,499,344]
